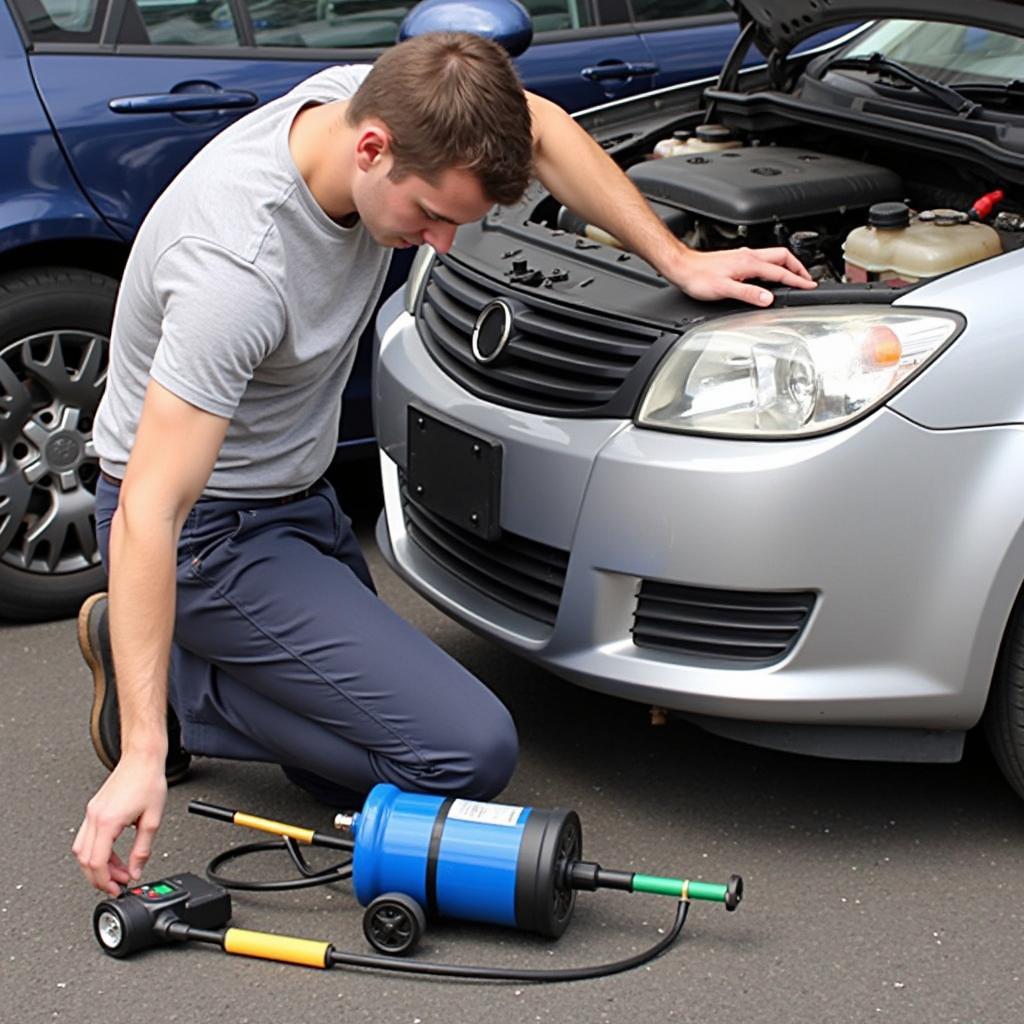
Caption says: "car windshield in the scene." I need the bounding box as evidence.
[843,19,1024,85]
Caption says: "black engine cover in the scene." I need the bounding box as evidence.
[627,146,903,226]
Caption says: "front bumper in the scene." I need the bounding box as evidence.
[374,300,1024,753]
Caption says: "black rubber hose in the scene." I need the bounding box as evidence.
[206,839,352,892]
[205,840,692,982]
[327,900,689,982]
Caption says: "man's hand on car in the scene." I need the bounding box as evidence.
[667,245,817,306]
[72,754,167,895]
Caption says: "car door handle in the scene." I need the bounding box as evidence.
[580,61,660,82]
[108,90,259,114]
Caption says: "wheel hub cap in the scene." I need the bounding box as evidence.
[23,407,94,491]
[46,432,84,471]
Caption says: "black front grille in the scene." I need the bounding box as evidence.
[632,580,816,666]
[417,258,668,416]
[400,483,569,626]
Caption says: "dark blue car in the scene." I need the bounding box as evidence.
[0,0,846,619]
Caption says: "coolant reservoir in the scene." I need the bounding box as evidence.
[653,124,742,158]
[654,130,692,159]
[844,202,1002,285]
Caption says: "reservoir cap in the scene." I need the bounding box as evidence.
[695,123,734,143]
[868,202,910,229]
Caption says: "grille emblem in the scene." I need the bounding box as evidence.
[471,299,514,365]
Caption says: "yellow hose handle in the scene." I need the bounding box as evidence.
[233,811,315,845]
[223,928,332,968]
[188,801,316,844]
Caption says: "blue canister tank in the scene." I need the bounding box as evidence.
[350,784,581,937]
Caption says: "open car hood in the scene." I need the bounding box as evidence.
[731,0,1024,57]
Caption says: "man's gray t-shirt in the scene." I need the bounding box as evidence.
[94,65,391,499]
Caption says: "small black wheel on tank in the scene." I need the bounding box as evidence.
[984,589,1024,801]
[363,892,426,956]
[0,267,119,621]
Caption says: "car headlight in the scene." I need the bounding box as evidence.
[636,307,961,438]
[403,244,436,315]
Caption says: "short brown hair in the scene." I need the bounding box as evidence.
[346,31,534,206]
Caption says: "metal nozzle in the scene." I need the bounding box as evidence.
[333,813,355,831]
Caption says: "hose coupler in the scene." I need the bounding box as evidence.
[568,862,633,892]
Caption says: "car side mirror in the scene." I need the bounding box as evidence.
[398,0,534,57]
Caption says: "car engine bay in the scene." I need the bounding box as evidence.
[547,119,1023,288]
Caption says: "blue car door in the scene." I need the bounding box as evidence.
[17,0,381,238]
[627,0,743,90]
[513,0,658,110]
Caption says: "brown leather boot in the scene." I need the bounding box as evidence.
[77,592,191,784]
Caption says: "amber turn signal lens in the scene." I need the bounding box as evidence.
[864,326,902,366]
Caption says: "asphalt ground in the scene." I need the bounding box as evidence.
[3,462,1024,1024]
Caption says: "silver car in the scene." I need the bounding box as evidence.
[374,6,1024,799]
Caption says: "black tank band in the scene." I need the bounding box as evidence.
[425,798,454,917]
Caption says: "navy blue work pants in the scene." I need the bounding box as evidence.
[94,476,518,804]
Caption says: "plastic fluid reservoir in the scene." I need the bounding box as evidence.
[653,124,742,158]
[654,130,692,159]
[844,202,1002,284]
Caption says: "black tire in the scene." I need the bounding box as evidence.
[362,892,426,956]
[0,267,117,621]
[984,590,1024,800]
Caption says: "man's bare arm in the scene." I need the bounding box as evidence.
[72,380,229,894]
[525,92,815,307]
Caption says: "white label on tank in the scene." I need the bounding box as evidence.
[448,799,525,827]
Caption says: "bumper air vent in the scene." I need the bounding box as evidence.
[632,579,816,666]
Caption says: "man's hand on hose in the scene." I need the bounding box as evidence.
[73,754,167,895]
[664,245,816,307]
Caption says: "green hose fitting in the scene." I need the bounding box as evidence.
[566,861,744,911]
[632,873,744,911]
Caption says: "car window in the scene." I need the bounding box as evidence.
[11,0,111,42]
[595,0,727,27]
[240,0,413,49]
[239,0,593,49]
[629,0,729,24]
[518,0,594,33]
[134,0,240,46]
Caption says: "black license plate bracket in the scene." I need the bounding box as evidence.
[407,406,502,541]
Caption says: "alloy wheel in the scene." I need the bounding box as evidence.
[0,330,107,575]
